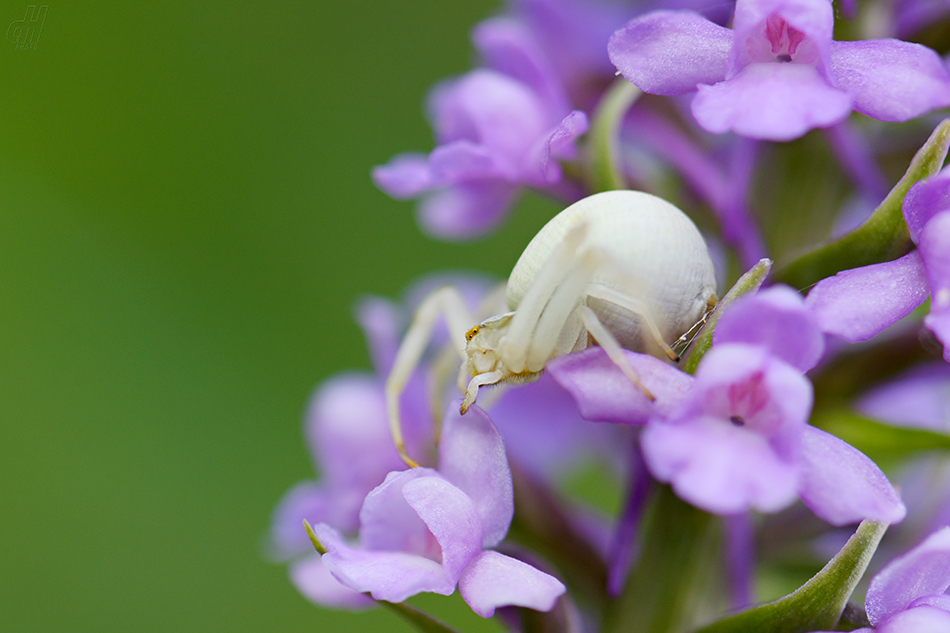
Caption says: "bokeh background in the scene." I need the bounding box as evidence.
[0,2,575,631]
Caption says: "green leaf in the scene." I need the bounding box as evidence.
[588,79,641,193]
[775,119,950,291]
[380,602,466,633]
[681,258,772,375]
[303,520,464,633]
[303,519,328,554]
[602,485,720,633]
[692,520,887,633]
[812,408,950,463]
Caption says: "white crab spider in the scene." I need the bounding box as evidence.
[386,190,718,467]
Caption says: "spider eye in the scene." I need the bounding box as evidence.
[465,326,479,342]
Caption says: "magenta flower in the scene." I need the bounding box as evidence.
[805,167,950,362]
[551,287,906,523]
[608,0,950,140]
[312,406,566,617]
[373,18,587,240]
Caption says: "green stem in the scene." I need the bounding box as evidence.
[303,520,464,633]
[693,520,887,633]
[775,119,950,291]
[588,79,641,193]
[603,485,720,633]
[681,258,772,375]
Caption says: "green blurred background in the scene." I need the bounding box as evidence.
[0,2,569,631]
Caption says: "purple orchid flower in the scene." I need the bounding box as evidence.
[311,405,566,618]
[806,166,950,362]
[608,0,950,141]
[810,527,950,632]
[550,286,906,524]
[373,17,588,240]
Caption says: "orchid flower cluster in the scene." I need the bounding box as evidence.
[271,0,950,631]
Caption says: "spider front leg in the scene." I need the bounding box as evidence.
[385,286,473,468]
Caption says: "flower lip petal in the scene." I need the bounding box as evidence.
[691,62,852,141]
[458,550,566,618]
[866,527,950,625]
[608,10,731,95]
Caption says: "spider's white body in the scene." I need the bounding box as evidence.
[387,190,718,466]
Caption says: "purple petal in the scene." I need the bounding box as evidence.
[315,523,457,602]
[830,39,950,122]
[642,413,801,514]
[490,372,627,481]
[729,0,834,73]
[904,170,950,243]
[372,153,434,198]
[403,476,484,584]
[641,345,811,515]
[911,594,950,612]
[428,141,499,182]
[608,10,731,95]
[877,606,950,633]
[857,363,950,431]
[306,374,407,495]
[359,469,440,556]
[417,181,518,240]
[438,405,514,549]
[691,63,852,141]
[289,554,375,610]
[925,311,950,362]
[472,17,569,116]
[713,285,824,372]
[524,110,588,186]
[458,551,566,618]
[920,211,950,359]
[353,295,401,375]
[798,426,906,526]
[270,483,346,558]
[427,70,550,165]
[804,251,930,342]
[547,347,694,425]
[512,0,634,98]
[866,527,950,625]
